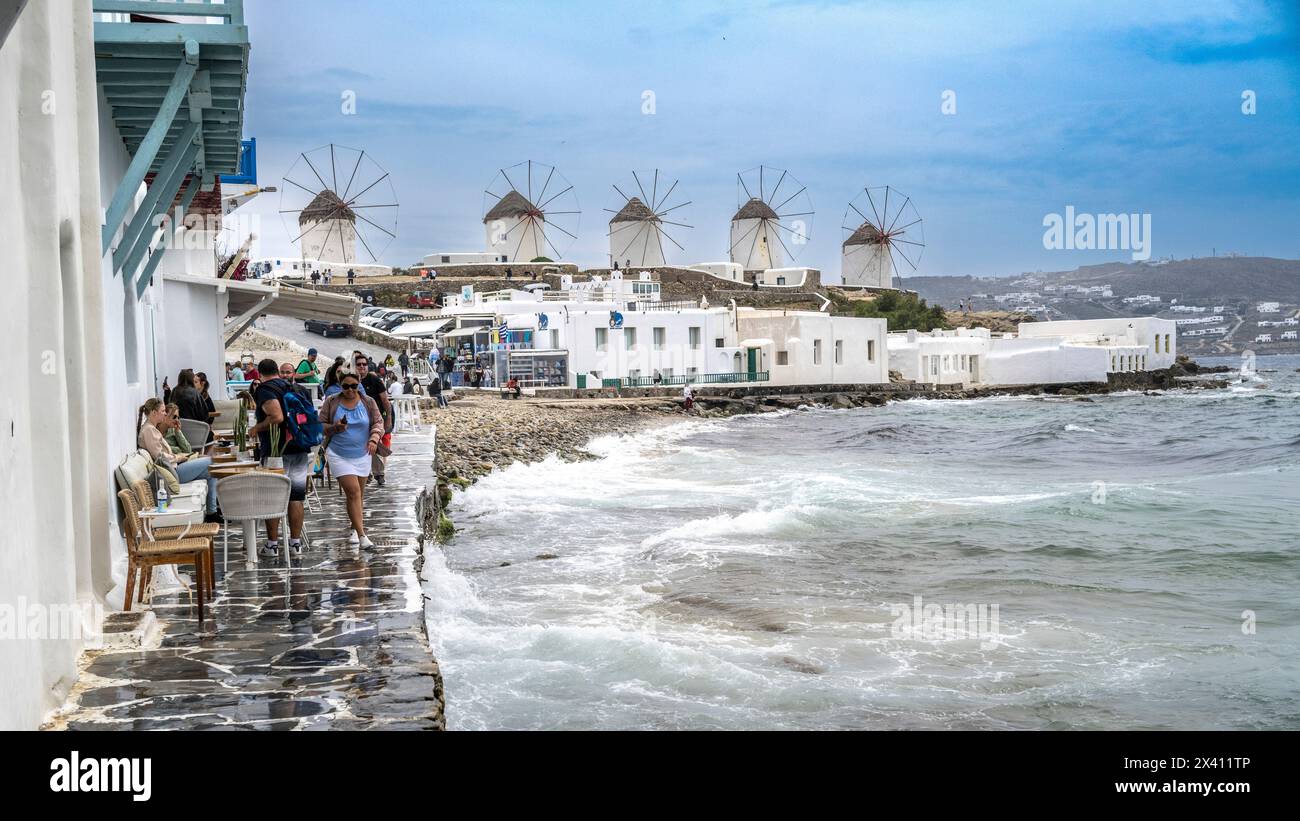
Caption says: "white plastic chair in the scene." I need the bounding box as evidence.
[216,472,291,570]
[179,418,212,450]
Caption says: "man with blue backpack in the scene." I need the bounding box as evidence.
[248,358,323,559]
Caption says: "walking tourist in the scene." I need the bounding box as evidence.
[320,374,383,548]
[347,268,355,285]
[248,359,311,558]
[137,397,221,522]
[322,356,346,397]
[398,349,410,377]
[683,383,695,413]
[310,270,320,289]
[294,347,322,397]
[353,355,393,487]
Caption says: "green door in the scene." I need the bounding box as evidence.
[576,374,587,389]
[746,348,758,377]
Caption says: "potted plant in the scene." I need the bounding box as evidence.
[233,396,251,459]
[265,422,285,470]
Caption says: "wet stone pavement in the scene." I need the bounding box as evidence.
[50,429,445,731]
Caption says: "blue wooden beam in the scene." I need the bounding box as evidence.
[92,0,239,22]
[120,140,200,288]
[134,174,202,299]
[93,22,249,47]
[112,119,200,272]
[99,40,199,255]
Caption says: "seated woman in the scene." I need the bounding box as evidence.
[163,403,194,455]
[137,398,222,522]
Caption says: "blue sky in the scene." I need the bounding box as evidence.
[236,0,1300,279]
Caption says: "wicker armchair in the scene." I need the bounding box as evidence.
[131,479,218,596]
[117,489,211,624]
[216,472,291,569]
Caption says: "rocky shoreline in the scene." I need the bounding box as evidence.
[422,361,1230,507]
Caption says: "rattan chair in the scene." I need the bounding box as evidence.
[131,479,218,596]
[117,489,211,624]
[215,472,291,570]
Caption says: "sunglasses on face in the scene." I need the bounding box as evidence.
[342,383,360,390]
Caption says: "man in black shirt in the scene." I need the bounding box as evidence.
[248,358,311,559]
[353,355,392,486]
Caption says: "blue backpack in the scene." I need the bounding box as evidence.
[279,384,323,451]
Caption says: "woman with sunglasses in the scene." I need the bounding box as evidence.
[319,374,384,548]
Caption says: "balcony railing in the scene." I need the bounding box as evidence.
[621,371,770,388]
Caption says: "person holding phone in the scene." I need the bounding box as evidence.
[319,374,384,548]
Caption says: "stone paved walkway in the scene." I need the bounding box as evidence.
[47,428,444,731]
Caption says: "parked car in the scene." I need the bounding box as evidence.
[408,291,436,308]
[360,308,402,327]
[375,313,422,332]
[304,318,351,338]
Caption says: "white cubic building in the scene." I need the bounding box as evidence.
[888,317,1177,386]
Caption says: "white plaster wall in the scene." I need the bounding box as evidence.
[737,311,887,386]
[980,336,1110,385]
[0,0,116,729]
[730,218,781,270]
[759,267,810,287]
[560,308,734,384]
[688,261,744,283]
[887,331,990,384]
[421,251,506,266]
[1017,317,1177,368]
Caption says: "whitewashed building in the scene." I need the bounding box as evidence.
[1,0,358,730]
[888,317,1177,386]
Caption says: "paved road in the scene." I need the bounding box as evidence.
[256,314,407,368]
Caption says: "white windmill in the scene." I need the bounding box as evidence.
[279,143,398,265]
[841,185,924,288]
[606,170,691,268]
[729,165,813,270]
[482,161,581,263]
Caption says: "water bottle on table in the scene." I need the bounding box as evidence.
[157,484,169,511]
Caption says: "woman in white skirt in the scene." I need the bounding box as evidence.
[320,375,385,548]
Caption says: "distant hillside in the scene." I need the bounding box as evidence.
[907,257,1300,307]
[905,257,1300,355]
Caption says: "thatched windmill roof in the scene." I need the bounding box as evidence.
[732,197,779,222]
[843,220,885,247]
[484,189,539,222]
[298,189,355,226]
[609,196,658,224]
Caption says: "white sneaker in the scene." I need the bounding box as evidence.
[359,535,375,550]
[289,539,304,557]
[258,541,280,558]
[348,531,360,545]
